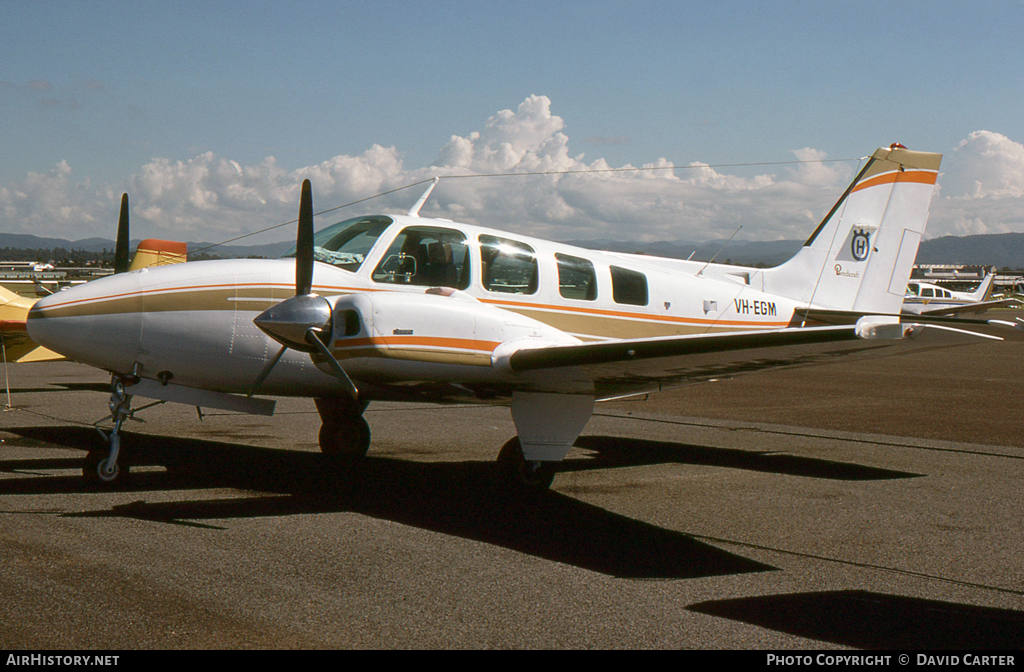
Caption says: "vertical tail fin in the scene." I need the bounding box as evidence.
[968,272,995,301]
[127,239,188,271]
[762,145,942,314]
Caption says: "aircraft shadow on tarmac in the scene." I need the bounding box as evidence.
[1,425,774,580]
[689,590,1024,649]
[568,436,921,481]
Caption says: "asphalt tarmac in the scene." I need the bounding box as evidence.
[1,327,1022,649]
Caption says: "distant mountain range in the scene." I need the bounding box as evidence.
[4,231,1024,270]
[0,233,291,260]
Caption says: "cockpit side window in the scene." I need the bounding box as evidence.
[479,235,538,295]
[282,215,393,272]
[372,226,470,289]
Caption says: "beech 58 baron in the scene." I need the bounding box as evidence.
[23,144,1017,491]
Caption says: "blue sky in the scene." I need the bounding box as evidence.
[3,0,1024,244]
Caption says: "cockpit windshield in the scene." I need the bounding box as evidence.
[281,215,394,272]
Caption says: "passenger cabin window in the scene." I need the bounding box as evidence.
[921,288,934,297]
[282,215,392,272]
[480,235,538,294]
[555,253,597,300]
[610,266,648,306]
[372,226,470,289]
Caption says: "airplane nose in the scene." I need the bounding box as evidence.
[26,274,143,372]
[25,293,60,347]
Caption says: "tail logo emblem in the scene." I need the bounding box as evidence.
[851,228,871,261]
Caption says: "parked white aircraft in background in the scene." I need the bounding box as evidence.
[902,273,1021,316]
[23,144,1019,492]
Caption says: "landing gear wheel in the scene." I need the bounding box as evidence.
[497,437,555,494]
[318,416,371,458]
[82,450,129,486]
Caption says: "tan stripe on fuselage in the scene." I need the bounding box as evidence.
[481,298,790,338]
[31,282,789,343]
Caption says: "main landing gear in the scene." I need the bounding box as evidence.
[497,437,555,494]
[315,397,371,459]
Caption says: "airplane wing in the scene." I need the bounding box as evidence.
[1,287,64,362]
[507,323,891,399]
[505,317,1022,400]
[910,298,1023,317]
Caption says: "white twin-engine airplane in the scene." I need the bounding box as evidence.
[24,144,1011,491]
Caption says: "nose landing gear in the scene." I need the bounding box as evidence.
[86,374,160,486]
[86,375,135,485]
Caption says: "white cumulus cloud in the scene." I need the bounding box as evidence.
[927,131,1024,237]
[4,95,1023,247]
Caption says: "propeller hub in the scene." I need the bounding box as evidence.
[254,294,333,352]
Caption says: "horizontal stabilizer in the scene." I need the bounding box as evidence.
[795,307,1024,341]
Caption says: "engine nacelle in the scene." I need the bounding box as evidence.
[322,289,578,379]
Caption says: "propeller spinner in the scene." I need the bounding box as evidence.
[251,180,358,398]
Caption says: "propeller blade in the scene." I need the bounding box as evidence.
[114,194,130,274]
[305,328,359,400]
[249,345,288,397]
[296,179,314,296]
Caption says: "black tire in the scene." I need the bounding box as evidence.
[497,437,555,493]
[82,450,129,486]
[318,416,371,458]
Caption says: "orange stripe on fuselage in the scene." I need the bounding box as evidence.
[334,335,500,353]
[851,169,937,193]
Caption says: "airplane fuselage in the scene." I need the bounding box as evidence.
[27,214,804,401]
